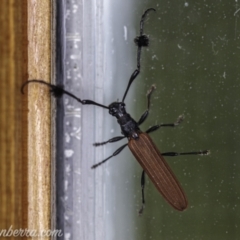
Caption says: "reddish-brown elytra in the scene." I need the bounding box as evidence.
[128,132,188,211]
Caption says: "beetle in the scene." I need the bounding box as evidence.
[21,8,209,214]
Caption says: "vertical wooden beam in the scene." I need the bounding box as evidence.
[27,0,52,238]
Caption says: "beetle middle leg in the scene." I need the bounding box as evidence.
[145,115,185,134]
[137,85,184,129]
[93,136,126,146]
[91,143,128,169]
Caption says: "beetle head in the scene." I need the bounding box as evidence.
[108,102,126,118]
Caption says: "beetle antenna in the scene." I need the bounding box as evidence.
[21,79,109,109]
[122,8,156,102]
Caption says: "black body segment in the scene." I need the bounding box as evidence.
[128,132,188,211]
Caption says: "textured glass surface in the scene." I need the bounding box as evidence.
[56,1,240,239]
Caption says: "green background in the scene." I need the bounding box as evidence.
[107,1,240,239]
[137,1,240,239]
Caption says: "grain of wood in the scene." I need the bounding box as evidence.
[27,0,52,239]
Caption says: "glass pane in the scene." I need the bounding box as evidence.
[56,1,240,239]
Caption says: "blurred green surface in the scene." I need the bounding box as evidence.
[129,1,240,240]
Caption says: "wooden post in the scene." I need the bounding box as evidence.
[0,0,53,239]
[27,0,52,239]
